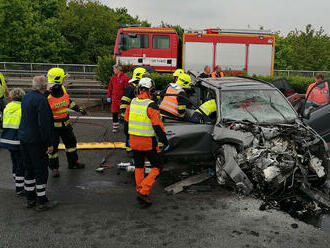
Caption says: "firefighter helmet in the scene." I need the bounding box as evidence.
[47,68,68,85]
[176,73,192,89]
[173,69,184,77]
[129,67,147,83]
[138,77,155,90]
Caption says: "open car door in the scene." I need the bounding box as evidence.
[303,80,330,143]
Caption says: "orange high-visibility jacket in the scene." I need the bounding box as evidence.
[48,92,70,120]
[159,86,184,117]
[307,82,329,105]
[211,71,224,78]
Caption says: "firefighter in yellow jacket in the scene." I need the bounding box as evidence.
[46,68,86,177]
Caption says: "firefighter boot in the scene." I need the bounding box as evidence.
[68,161,85,169]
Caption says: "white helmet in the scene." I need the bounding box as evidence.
[138,77,155,90]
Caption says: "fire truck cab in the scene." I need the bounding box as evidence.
[114,27,179,72]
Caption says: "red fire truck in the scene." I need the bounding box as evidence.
[114,26,275,76]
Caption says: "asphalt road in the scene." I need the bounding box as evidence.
[0,114,330,248]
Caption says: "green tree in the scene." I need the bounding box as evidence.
[275,25,330,71]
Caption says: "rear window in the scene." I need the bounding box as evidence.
[153,35,170,49]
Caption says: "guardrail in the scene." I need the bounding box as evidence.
[274,70,330,78]
[0,62,97,79]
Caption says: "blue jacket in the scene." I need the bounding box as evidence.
[18,90,54,147]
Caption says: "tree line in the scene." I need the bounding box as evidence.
[1,0,330,71]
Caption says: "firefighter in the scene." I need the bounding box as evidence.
[211,65,224,78]
[172,69,184,83]
[120,67,147,152]
[19,76,57,210]
[46,67,86,177]
[124,77,169,206]
[190,99,217,123]
[305,74,328,106]
[0,73,10,123]
[119,67,147,119]
[0,88,25,196]
[159,73,192,120]
[107,64,130,133]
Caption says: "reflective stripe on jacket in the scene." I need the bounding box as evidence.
[2,101,21,129]
[48,92,70,119]
[196,99,217,116]
[128,98,155,137]
[159,86,183,117]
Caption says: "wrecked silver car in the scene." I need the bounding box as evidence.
[164,77,330,211]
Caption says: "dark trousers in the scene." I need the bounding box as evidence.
[9,149,25,192]
[133,149,162,169]
[23,143,49,204]
[49,125,78,170]
[112,112,119,123]
[0,97,4,123]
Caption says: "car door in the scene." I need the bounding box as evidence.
[303,80,330,142]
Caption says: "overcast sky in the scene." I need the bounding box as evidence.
[100,0,329,35]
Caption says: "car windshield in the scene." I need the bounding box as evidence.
[221,89,297,123]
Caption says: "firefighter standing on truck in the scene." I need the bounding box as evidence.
[46,68,86,177]
[159,73,192,120]
[124,78,169,207]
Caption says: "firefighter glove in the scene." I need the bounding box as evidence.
[80,108,87,115]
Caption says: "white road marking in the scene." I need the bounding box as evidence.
[70,116,113,120]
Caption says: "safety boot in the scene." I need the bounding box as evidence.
[16,190,26,198]
[35,200,59,212]
[26,200,36,208]
[51,169,60,178]
[68,161,85,169]
[136,193,152,207]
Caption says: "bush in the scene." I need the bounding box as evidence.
[253,75,314,93]
[96,55,115,85]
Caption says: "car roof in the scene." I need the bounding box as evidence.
[199,77,276,90]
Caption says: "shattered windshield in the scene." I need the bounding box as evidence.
[221,89,297,123]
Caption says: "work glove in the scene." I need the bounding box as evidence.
[80,108,87,115]
[107,97,112,103]
[162,144,170,153]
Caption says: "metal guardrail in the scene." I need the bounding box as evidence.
[274,70,330,78]
[0,62,97,79]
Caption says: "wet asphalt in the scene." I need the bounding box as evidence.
[0,113,330,248]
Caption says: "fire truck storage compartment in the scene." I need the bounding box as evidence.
[215,43,246,72]
[247,44,273,76]
[184,42,214,72]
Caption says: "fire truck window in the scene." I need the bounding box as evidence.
[120,34,149,50]
[153,35,170,49]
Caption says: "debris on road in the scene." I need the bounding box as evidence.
[95,161,152,174]
[164,170,214,194]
